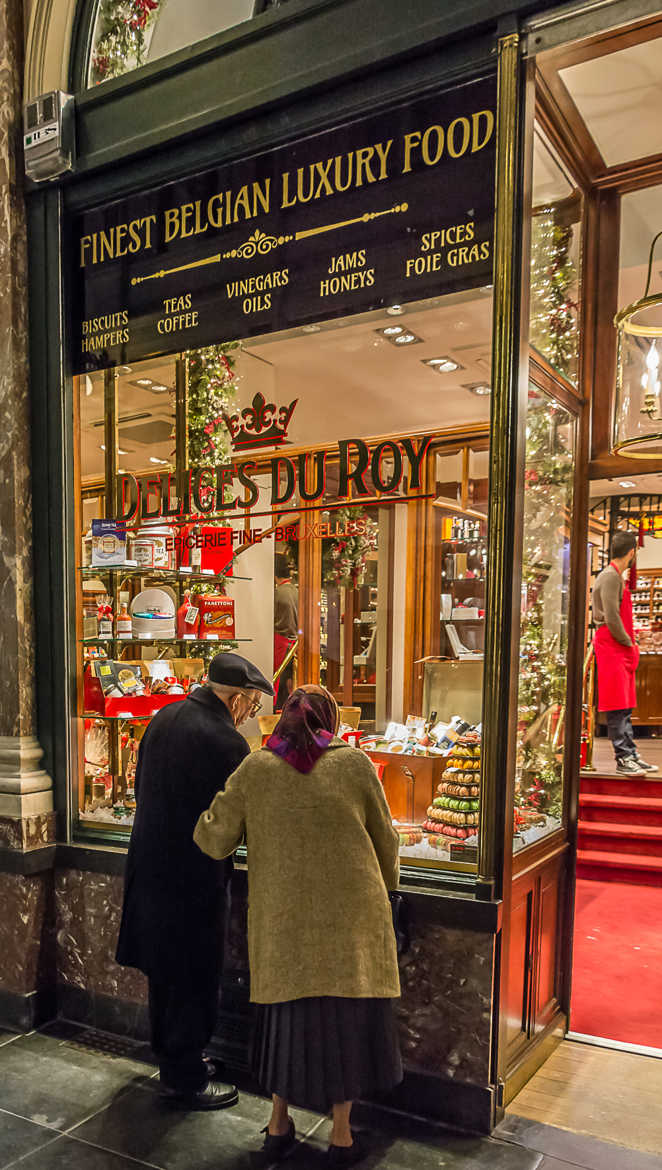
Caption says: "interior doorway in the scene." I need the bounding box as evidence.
[572,479,662,1053]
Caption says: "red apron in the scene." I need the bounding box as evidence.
[593,565,639,711]
[273,632,296,704]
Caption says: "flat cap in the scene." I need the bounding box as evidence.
[208,651,274,696]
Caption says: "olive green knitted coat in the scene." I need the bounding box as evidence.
[194,740,400,1004]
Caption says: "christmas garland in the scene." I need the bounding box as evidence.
[530,210,578,379]
[515,400,574,824]
[323,508,378,588]
[187,343,240,468]
[90,0,160,85]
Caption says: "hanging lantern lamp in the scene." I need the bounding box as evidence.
[613,230,662,459]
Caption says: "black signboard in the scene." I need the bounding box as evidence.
[71,75,496,374]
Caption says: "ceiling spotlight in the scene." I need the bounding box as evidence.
[375,327,422,347]
[463,382,491,396]
[100,444,129,454]
[479,285,493,295]
[117,365,132,375]
[423,356,462,373]
[149,456,169,465]
[135,378,152,386]
[619,480,636,488]
[386,304,405,316]
[301,323,321,334]
[151,384,168,392]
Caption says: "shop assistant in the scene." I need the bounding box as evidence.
[593,531,657,775]
[116,653,273,1109]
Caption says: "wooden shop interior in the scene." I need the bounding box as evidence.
[505,8,662,1134]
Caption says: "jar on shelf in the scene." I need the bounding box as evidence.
[130,523,176,570]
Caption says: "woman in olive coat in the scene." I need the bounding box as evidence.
[194,684,402,1166]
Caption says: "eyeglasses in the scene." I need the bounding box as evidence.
[248,698,263,716]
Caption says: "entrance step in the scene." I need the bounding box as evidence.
[578,819,662,857]
[577,847,662,885]
[580,774,662,798]
[579,792,662,827]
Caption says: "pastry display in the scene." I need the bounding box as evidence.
[423,732,482,847]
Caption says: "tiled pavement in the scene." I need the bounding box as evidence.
[0,1024,661,1170]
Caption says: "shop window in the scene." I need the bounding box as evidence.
[530,126,582,388]
[514,387,576,852]
[75,290,493,872]
[86,0,290,87]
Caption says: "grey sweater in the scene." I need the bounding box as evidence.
[593,564,631,646]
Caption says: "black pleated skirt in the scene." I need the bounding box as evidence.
[253,996,403,1113]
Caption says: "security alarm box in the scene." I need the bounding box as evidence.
[23,91,74,182]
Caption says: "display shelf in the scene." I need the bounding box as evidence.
[82,712,154,721]
[80,566,252,581]
[81,636,252,645]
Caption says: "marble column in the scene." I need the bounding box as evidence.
[0,0,53,849]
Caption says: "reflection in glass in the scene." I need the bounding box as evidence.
[514,389,575,851]
[529,127,582,386]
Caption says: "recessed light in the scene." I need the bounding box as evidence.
[375,327,422,347]
[479,285,493,295]
[100,444,129,454]
[423,357,463,373]
[135,378,152,386]
[117,365,132,374]
[386,304,404,316]
[149,456,169,465]
[463,382,491,396]
[151,384,168,392]
[619,480,636,488]
[301,323,321,334]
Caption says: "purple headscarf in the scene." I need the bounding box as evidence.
[266,685,340,774]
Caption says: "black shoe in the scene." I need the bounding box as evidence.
[159,1079,238,1110]
[327,1135,366,1166]
[261,1118,296,1160]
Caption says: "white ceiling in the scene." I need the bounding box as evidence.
[590,472,662,499]
[80,292,493,485]
[561,38,662,167]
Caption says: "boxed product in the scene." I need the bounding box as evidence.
[91,520,127,567]
[198,594,235,639]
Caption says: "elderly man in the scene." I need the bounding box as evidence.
[116,652,273,1108]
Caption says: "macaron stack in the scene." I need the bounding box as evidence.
[423,732,481,845]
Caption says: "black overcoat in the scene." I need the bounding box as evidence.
[116,687,249,979]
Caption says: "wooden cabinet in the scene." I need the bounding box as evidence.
[633,655,662,725]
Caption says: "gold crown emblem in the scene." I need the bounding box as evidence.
[223,392,298,451]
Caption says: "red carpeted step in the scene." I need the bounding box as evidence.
[577,847,662,886]
[578,820,662,857]
[580,774,662,797]
[579,792,662,826]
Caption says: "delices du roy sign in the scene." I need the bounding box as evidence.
[71,76,496,535]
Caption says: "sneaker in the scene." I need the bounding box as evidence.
[634,754,659,772]
[616,756,645,775]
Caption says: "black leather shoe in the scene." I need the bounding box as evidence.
[261,1118,296,1160]
[327,1135,366,1166]
[160,1079,239,1110]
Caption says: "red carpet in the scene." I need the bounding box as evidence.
[571,878,662,1048]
